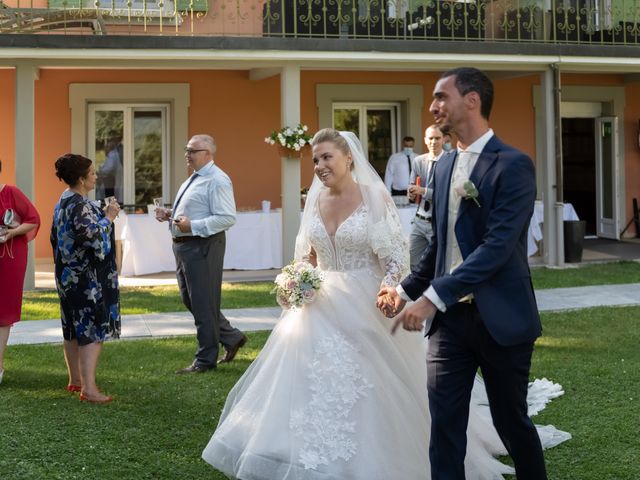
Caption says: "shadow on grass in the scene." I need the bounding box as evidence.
[1,333,271,479]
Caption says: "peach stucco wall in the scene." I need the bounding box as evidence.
[300,70,539,189]
[623,83,640,234]
[0,69,15,185]
[0,68,560,258]
[12,68,284,258]
[3,68,638,259]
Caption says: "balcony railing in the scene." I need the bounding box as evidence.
[1,0,639,45]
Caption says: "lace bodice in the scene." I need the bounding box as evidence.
[306,203,405,287]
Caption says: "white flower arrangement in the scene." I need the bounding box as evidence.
[272,261,323,309]
[265,123,312,152]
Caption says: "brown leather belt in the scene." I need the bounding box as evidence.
[172,236,200,243]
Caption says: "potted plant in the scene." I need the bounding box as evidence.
[265,123,312,157]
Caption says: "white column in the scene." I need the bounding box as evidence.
[540,66,560,266]
[15,62,37,290]
[280,65,301,264]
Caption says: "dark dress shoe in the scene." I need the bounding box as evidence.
[218,335,248,364]
[175,363,216,374]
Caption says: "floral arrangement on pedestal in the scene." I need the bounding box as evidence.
[265,123,312,152]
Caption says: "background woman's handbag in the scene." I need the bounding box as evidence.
[3,208,21,228]
[0,209,20,256]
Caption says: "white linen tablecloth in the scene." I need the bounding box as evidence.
[118,206,419,276]
[528,201,579,257]
[119,211,176,276]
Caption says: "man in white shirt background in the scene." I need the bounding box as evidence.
[407,124,446,269]
[384,136,416,206]
[156,134,247,374]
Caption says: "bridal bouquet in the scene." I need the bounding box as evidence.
[272,261,323,309]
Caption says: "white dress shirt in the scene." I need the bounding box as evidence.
[396,129,495,312]
[171,160,237,238]
[384,150,417,192]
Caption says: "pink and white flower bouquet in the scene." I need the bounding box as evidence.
[272,261,323,309]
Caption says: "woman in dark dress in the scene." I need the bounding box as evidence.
[51,154,121,403]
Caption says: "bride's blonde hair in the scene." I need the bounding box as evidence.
[311,128,353,170]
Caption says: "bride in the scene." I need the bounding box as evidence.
[202,128,568,479]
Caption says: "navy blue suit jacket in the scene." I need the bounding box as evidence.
[400,135,541,346]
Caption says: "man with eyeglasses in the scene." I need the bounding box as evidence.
[155,134,247,374]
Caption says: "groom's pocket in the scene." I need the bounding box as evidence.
[424,312,440,338]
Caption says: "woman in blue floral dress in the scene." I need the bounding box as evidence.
[51,153,121,404]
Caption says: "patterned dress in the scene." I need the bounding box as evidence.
[50,191,120,345]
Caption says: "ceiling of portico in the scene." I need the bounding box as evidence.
[2,37,640,74]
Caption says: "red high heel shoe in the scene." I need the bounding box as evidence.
[66,384,82,392]
[79,393,113,404]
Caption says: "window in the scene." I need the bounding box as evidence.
[333,103,401,178]
[88,103,170,210]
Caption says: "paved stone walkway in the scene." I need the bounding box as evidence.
[9,283,640,346]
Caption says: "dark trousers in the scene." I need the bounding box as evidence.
[427,303,547,480]
[172,232,243,368]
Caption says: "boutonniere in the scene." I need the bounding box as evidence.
[454,180,481,207]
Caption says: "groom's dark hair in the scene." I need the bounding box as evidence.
[441,67,494,121]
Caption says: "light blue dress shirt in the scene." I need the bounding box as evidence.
[171,160,236,238]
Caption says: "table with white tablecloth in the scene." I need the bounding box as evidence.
[527,201,579,257]
[116,206,419,276]
[117,212,176,277]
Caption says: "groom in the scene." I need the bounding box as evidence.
[377,68,547,479]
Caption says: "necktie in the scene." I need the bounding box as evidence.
[173,173,198,212]
[423,159,435,211]
[406,155,412,177]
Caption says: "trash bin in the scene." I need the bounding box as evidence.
[563,220,586,263]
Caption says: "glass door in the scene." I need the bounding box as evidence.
[333,103,400,178]
[595,117,619,239]
[88,103,169,211]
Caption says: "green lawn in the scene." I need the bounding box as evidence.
[22,282,277,320]
[1,307,639,479]
[531,260,640,289]
[21,261,639,320]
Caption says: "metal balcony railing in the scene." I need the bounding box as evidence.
[1,0,639,45]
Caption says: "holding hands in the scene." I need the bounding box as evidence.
[376,287,437,335]
[376,287,406,319]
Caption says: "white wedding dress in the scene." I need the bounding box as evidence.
[202,203,569,480]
